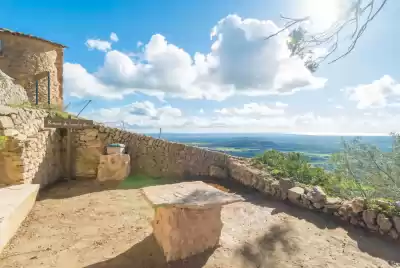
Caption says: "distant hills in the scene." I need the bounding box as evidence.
[146,133,393,168]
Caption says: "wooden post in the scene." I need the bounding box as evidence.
[66,116,72,181]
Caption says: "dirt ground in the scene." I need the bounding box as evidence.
[1,179,400,268]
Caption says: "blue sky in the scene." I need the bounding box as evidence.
[1,0,399,134]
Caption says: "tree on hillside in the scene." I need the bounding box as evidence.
[330,133,400,200]
[266,0,389,72]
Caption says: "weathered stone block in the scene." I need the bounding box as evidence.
[141,181,243,261]
[288,186,305,204]
[152,206,222,261]
[279,178,295,200]
[306,186,327,203]
[362,209,378,229]
[209,165,228,179]
[0,184,39,254]
[96,154,130,182]
[377,213,392,233]
[0,116,14,129]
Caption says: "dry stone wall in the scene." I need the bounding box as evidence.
[0,32,64,107]
[0,70,29,106]
[0,105,64,187]
[227,158,400,241]
[73,125,229,180]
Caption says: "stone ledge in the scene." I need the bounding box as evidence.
[0,184,39,253]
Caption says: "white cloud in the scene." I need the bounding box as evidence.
[215,103,285,117]
[335,105,344,109]
[110,32,119,42]
[199,108,204,114]
[85,39,112,52]
[275,101,288,108]
[85,100,400,134]
[66,14,326,101]
[89,101,184,128]
[345,75,400,109]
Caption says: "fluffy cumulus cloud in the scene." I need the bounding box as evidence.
[85,39,112,52]
[65,14,326,101]
[85,101,400,134]
[345,75,400,109]
[110,32,119,42]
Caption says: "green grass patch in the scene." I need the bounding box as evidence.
[118,174,179,189]
[8,102,78,119]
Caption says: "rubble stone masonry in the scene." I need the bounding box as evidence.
[0,32,64,107]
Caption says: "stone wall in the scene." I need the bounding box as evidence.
[73,125,229,180]
[0,32,64,107]
[0,70,28,106]
[226,159,400,241]
[74,126,400,242]
[0,105,64,187]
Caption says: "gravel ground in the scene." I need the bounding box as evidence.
[1,179,400,268]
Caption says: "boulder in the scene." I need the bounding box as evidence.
[271,180,281,197]
[393,216,400,233]
[362,209,378,229]
[96,154,131,182]
[351,198,365,214]
[279,178,295,200]
[306,186,327,203]
[323,197,342,213]
[377,213,393,233]
[288,187,305,204]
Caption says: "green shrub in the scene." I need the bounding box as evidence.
[251,148,398,200]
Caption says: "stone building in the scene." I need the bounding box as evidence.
[0,28,66,107]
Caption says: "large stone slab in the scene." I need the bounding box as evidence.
[96,154,130,182]
[0,184,39,253]
[141,181,244,261]
[152,206,223,261]
[141,181,244,209]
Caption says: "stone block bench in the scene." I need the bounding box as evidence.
[141,181,244,261]
[0,184,39,254]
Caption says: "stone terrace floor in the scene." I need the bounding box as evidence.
[1,179,400,268]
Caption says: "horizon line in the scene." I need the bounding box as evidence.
[133,131,391,137]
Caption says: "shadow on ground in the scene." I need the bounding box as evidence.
[37,179,121,200]
[267,199,400,265]
[236,222,298,268]
[85,235,216,268]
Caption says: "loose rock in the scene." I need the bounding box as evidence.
[288,187,305,204]
[377,213,393,233]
